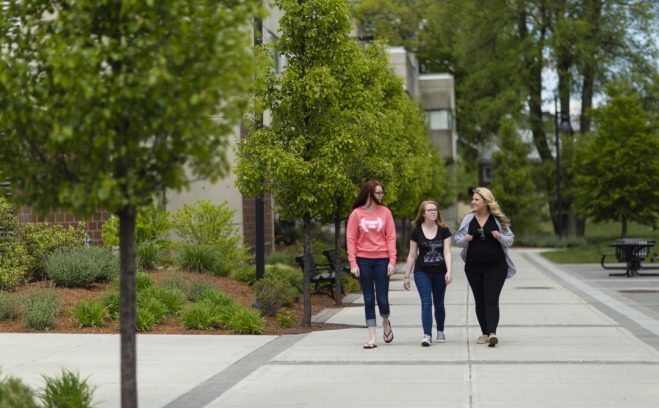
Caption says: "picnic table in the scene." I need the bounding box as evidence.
[601,238,658,277]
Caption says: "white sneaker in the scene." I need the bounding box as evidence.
[436,331,446,343]
[476,334,489,344]
[421,335,432,347]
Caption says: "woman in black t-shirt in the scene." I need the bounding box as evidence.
[454,187,515,348]
[403,200,453,347]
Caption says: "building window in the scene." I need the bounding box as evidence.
[266,30,282,74]
[482,165,493,183]
[427,110,452,130]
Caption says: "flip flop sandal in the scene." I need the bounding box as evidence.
[383,322,394,343]
[363,343,377,349]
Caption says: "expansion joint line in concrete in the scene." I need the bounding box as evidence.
[163,334,306,408]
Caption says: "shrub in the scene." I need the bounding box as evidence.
[101,205,170,247]
[73,299,108,328]
[175,244,228,276]
[253,274,298,316]
[0,243,30,290]
[136,308,157,332]
[276,307,296,329]
[159,272,188,292]
[137,295,168,324]
[233,265,257,286]
[0,374,40,408]
[100,290,120,320]
[215,303,242,328]
[266,264,303,296]
[45,246,117,288]
[40,370,95,408]
[16,222,86,279]
[180,302,220,330]
[185,279,216,301]
[141,286,185,316]
[136,240,163,271]
[135,272,154,291]
[195,288,236,307]
[170,200,251,270]
[0,197,18,251]
[225,307,264,334]
[73,300,107,328]
[0,292,17,320]
[21,287,62,331]
[265,248,297,265]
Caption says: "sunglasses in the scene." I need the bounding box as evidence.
[477,228,485,241]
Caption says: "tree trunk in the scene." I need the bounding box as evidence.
[118,204,138,408]
[302,212,312,327]
[621,217,628,238]
[334,215,343,306]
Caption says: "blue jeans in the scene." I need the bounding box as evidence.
[357,257,390,327]
[413,271,447,336]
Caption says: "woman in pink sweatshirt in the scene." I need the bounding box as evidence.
[346,180,397,349]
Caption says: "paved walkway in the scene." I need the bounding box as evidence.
[2,248,659,407]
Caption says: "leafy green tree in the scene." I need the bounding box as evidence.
[236,0,433,314]
[236,0,375,322]
[572,81,659,236]
[0,1,263,406]
[491,118,537,233]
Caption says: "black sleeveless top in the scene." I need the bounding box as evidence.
[465,215,506,272]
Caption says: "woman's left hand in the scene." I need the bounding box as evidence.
[491,230,501,239]
[445,272,452,284]
[387,264,395,276]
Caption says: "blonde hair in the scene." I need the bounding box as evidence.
[473,187,511,230]
[411,200,448,228]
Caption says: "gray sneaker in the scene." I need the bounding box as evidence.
[436,331,446,343]
[421,335,432,347]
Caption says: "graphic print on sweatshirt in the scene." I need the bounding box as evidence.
[359,216,384,233]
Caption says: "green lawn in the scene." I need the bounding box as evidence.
[539,221,658,264]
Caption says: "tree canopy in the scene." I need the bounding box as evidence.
[236,0,445,313]
[572,81,659,236]
[0,1,263,406]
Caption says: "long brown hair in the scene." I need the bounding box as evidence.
[411,200,447,228]
[351,180,383,210]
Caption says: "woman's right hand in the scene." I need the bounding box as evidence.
[403,277,411,291]
[464,233,473,242]
[350,266,360,278]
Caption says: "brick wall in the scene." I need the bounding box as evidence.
[242,195,274,256]
[16,207,112,245]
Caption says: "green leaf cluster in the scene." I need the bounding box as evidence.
[572,82,659,233]
[0,0,265,215]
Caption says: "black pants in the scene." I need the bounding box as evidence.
[465,265,508,335]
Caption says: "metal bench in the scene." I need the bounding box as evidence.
[322,249,355,279]
[295,254,337,298]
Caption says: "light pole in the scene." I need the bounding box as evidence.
[554,94,572,239]
[254,16,265,281]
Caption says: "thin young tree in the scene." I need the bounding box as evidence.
[0,1,263,406]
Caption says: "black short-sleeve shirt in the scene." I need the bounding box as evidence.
[410,224,452,275]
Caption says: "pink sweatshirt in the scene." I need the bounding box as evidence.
[346,205,397,268]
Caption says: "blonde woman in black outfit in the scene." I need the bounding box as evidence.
[454,187,516,347]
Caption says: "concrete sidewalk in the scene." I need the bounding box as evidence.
[2,248,659,407]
